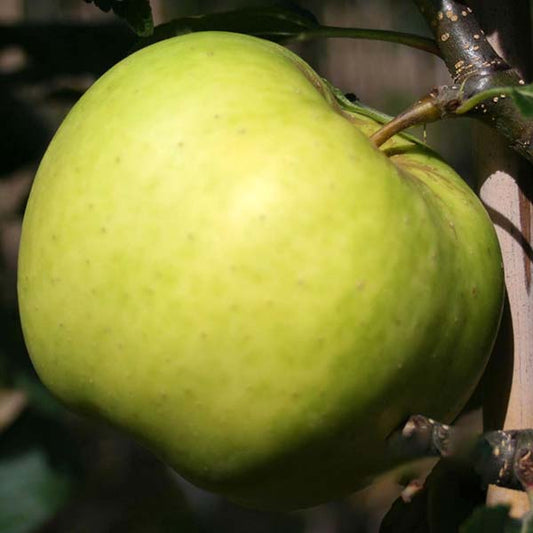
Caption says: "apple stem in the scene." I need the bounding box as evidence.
[369,94,440,148]
[369,87,460,148]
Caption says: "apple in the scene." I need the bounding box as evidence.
[17,31,503,510]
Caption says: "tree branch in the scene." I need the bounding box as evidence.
[372,1,533,162]
[389,415,533,493]
[412,1,505,82]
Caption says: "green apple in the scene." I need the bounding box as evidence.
[17,31,503,510]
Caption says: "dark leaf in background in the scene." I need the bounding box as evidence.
[459,505,522,533]
[0,383,79,533]
[380,459,485,533]
[140,3,318,48]
[379,485,430,533]
[84,0,154,36]
[0,446,71,533]
[40,443,201,533]
[85,0,113,10]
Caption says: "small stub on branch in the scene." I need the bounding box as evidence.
[388,415,533,493]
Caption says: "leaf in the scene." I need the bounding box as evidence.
[380,460,485,533]
[0,449,71,533]
[84,0,154,37]
[0,390,78,533]
[459,505,522,533]
[112,0,153,37]
[456,83,533,118]
[140,3,318,47]
[511,84,533,118]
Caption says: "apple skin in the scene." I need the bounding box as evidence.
[18,31,503,510]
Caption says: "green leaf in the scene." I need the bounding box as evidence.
[459,505,522,533]
[0,449,71,533]
[140,3,318,47]
[511,84,533,118]
[456,83,533,118]
[84,0,154,37]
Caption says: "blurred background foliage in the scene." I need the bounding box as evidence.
[0,1,532,532]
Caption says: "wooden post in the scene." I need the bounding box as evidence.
[470,0,533,518]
